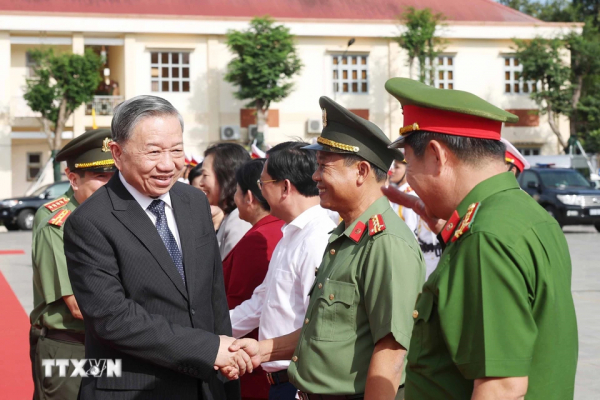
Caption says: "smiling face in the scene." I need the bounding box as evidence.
[312,151,357,212]
[112,115,184,198]
[198,154,221,206]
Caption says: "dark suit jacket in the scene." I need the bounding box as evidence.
[64,173,240,400]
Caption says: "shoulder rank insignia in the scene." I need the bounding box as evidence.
[43,197,69,212]
[349,221,366,243]
[451,202,480,243]
[48,209,71,227]
[368,214,386,236]
[404,186,414,194]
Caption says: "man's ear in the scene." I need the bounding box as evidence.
[65,168,79,191]
[281,179,292,200]
[110,141,123,171]
[356,160,370,185]
[427,140,449,177]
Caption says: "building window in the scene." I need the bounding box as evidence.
[504,57,536,94]
[150,52,190,92]
[26,52,38,78]
[332,55,368,94]
[435,56,454,89]
[27,153,42,181]
[516,147,540,156]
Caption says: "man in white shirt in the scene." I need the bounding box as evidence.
[230,141,336,400]
[388,157,441,278]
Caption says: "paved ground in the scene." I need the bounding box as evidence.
[0,224,598,398]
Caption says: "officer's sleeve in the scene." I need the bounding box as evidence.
[362,234,425,349]
[438,232,537,379]
[32,225,73,304]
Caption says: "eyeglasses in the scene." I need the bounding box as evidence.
[257,179,278,190]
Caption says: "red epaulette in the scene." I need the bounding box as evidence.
[368,214,386,236]
[451,202,480,243]
[43,197,69,212]
[349,221,366,243]
[48,209,71,227]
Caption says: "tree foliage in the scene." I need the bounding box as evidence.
[24,48,103,181]
[395,7,446,84]
[225,16,302,146]
[504,0,600,153]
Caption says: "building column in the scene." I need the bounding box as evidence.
[0,32,12,199]
[123,34,137,99]
[72,33,86,137]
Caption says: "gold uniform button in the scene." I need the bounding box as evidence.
[330,249,336,255]
[318,283,323,289]
[292,356,298,362]
[304,318,309,324]
[329,294,335,301]
[412,310,419,319]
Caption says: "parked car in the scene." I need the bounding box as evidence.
[518,167,600,232]
[0,181,70,231]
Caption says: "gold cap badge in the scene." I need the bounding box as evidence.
[102,137,112,152]
[322,108,327,127]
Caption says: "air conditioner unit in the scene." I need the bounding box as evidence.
[220,125,240,141]
[248,124,259,141]
[307,118,323,134]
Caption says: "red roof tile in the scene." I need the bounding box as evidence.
[0,0,540,23]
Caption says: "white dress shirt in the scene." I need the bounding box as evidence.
[119,173,182,251]
[229,205,336,372]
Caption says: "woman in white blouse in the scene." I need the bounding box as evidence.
[199,143,252,259]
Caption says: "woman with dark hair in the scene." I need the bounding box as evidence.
[223,159,284,400]
[199,143,252,259]
[187,162,203,189]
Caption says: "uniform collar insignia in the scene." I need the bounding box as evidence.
[44,197,69,212]
[441,210,460,244]
[48,209,71,227]
[349,221,366,243]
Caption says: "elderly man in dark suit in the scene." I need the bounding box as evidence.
[64,95,250,400]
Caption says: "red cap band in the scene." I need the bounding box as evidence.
[505,151,525,172]
[403,105,502,140]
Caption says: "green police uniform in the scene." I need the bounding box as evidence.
[29,129,115,400]
[385,78,578,400]
[290,97,426,398]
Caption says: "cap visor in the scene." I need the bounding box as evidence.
[388,136,406,149]
[301,143,353,154]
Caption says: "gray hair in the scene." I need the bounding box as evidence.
[111,95,184,143]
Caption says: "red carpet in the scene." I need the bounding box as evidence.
[0,271,33,399]
[0,250,25,255]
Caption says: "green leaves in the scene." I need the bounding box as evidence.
[395,7,446,84]
[24,48,103,125]
[224,16,303,111]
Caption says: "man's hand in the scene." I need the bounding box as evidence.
[219,338,262,380]
[381,185,446,234]
[63,295,83,320]
[214,336,254,380]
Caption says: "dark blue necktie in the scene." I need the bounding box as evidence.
[147,199,185,284]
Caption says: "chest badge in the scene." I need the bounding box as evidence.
[368,214,386,236]
[451,202,480,243]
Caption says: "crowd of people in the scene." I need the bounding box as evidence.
[28,77,577,400]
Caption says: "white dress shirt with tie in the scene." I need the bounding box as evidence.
[119,173,182,251]
[229,205,336,372]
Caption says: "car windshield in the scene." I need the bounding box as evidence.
[539,170,591,188]
[46,181,70,198]
[30,184,51,197]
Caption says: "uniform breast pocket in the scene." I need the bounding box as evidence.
[313,279,356,342]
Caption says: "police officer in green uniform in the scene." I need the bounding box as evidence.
[29,129,116,400]
[385,78,578,400]
[225,97,426,400]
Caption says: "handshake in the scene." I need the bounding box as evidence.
[213,336,261,380]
